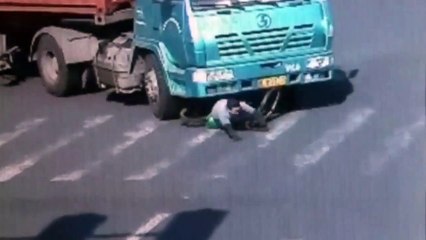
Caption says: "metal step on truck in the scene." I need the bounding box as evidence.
[0,0,335,120]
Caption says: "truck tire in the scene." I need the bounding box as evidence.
[144,53,181,120]
[36,34,82,96]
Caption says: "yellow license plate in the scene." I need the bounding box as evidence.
[259,76,287,88]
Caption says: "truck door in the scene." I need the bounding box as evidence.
[135,0,187,67]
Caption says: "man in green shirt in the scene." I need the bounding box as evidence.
[182,98,269,141]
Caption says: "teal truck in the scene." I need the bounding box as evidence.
[0,0,334,119]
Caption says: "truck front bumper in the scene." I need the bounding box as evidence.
[168,53,335,98]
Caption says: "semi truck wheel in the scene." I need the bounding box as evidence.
[36,34,82,96]
[144,53,181,120]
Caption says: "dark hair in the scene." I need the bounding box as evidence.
[226,98,240,109]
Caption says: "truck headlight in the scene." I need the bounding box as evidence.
[192,70,208,83]
[192,69,234,83]
[321,19,333,37]
[307,56,333,70]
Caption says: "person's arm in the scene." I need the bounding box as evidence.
[218,111,241,141]
[240,101,256,114]
[240,101,267,128]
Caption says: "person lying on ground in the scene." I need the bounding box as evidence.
[181,98,269,141]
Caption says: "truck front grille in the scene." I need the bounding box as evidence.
[215,23,315,58]
[216,33,249,57]
[242,27,289,54]
[285,24,315,50]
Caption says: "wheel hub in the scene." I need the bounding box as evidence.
[40,51,59,84]
[145,69,159,103]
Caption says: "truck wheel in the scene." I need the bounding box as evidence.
[36,34,82,96]
[144,53,181,120]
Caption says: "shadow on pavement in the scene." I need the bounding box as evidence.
[106,91,149,106]
[288,68,357,111]
[264,68,357,121]
[0,49,37,87]
[0,209,228,240]
[0,213,107,240]
[35,213,107,240]
[147,208,229,240]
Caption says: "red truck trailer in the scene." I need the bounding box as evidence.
[0,0,133,24]
[0,0,134,94]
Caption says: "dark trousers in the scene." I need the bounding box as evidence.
[230,111,255,130]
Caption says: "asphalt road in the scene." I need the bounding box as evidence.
[0,0,425,239]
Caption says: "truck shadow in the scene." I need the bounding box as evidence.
[106,91,149,106]
[0,209,228,240]
[35,213,107,240]
[0,213,107,240]
[146,208,229,240]
[291,69,356,110]
[272,68,357,117]
[0,62,38,87]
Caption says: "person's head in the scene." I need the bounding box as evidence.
[226,98,241,115]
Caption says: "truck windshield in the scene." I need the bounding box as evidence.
[190,0,306,10]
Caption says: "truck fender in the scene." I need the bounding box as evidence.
[30,26,99,64]
[134,44,163,64]
[136,42,183,73]
[134,42,186,96]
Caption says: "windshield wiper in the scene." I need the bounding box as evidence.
[252,0,279,7]
[193,2,245,10]
[228,0,246,10]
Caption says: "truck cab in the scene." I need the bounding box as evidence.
[0,0,334,120]
[130,0,334,118]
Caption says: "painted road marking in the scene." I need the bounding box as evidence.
[83,115,113,129]
[0,118,47,148]
[125,130,218,181]
[294,107,375,169]
[126,213,170,240]
[257,111,307,148]
[0,115,112,182]
[125,160,172,181]
[51,120,160,182]
[204,111,307,178]
[362,116,425,175]
[111,121,160,156]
